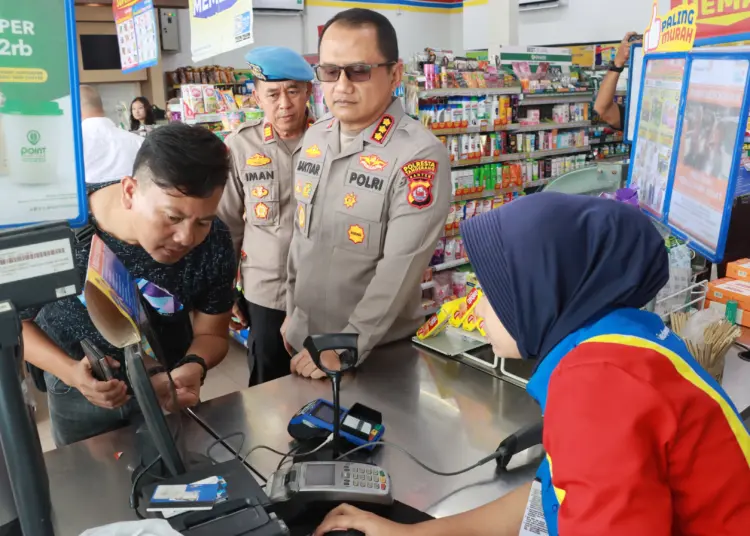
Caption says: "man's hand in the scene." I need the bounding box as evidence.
[314,504,413,536]
[280,316,293,356]
[229,301,248,331]
[615,32,641,68]
[290,349,341,379]
[69,357,129,409]
[152,363,202,412]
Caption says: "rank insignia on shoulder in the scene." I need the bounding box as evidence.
[370,114,394,144]
[247,153,272,166]
[402,159,437,209]
[344,193,357,209]
[359,154,388,171]
[263,123,274,142]
[348,224,365,244]
[305,144,322,158]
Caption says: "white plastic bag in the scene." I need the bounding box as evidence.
[80,520,181,536]
[654,244,692,317]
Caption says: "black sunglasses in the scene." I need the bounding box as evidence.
[315,62,397,83]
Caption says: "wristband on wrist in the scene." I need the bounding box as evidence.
[609,61,625,73]
[174,354,208,385]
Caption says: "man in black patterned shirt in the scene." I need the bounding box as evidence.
[20,124,236,447]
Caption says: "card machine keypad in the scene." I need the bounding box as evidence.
[342,463,388,491]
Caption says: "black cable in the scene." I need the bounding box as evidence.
[276,444,301,471]
[130,455,162,519]
[335,440,504,477]
[205,431,246,464]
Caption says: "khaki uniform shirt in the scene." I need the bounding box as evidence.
[219,118,310,311]
[286,99,450,363]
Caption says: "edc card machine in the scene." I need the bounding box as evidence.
[288,399,385,450]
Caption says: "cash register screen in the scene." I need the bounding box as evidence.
[305,464,336,486]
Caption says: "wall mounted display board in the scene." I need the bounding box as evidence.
[628,55,688,219]
[0,0,87,228]
[667,54,750,261]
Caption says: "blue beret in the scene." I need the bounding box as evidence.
[244,46,314,82]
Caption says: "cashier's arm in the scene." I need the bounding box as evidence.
[316,483,530,536]
[186,311,232,368]
[343,147,451,361]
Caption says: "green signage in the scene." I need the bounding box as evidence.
[0,0,86,227]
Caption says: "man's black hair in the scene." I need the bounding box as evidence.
[132,122,230,198]
[319,8,399,64]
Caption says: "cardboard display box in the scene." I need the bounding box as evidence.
[726,258,750,283]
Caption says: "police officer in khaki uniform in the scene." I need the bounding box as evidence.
[285,9,451,378]
[218,47,315,385]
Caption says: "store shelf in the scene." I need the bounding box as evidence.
[451,189,491,201]
[596,154,629,162]
[421,281,436,291]
[590,136,625,145]
[514,120,591,133]
[431,123,520,136]
[451,146,590,169]
[184,113,224,125]
[172,82,247,88]
[528,145,591,159]
[432,258,470,272]
[419,86,522,98]
[519,92,594,106]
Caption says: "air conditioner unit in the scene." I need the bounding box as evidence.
[519,0,561,11]
[253,0,304,11]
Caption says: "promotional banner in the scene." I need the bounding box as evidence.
[113,0,159,74]
[645,0,697,53]
[668,57,749,259]
[0,0,87,227]
[673,0,750,45]
[189,0,254,63]
[629,58,687,217]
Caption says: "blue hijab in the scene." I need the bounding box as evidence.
[460,193,669,360]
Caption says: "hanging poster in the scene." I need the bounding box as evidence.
[668,57,749,260]
[644,0,697,54]
[672,0,750,45]
[0,0,87,228]
[189,0,254,63]
[629,57,687,217]
[113,0,159,74]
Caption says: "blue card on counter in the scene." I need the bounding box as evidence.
[147,479,222,512]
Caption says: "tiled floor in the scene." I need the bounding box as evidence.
[35,340,250,452]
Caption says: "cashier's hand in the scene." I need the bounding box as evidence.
[314,504,410,536]
[152,363,202,412]
[290,349,340,379]
[70,357,129,410]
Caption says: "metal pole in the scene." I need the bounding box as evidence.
[0,306,54,535]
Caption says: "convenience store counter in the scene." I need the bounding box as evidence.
[42,339,750,533]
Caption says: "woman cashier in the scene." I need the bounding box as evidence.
[315,193,750,535]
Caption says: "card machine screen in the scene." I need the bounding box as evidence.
[305,463,336,486]
[311,403,336,424]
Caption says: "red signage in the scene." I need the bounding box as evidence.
[673,0,750,42]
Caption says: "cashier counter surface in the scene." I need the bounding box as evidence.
[43,339,750,535]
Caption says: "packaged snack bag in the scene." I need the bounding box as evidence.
[449,287,483,327]
[416,297,463,340]
[181,85,205,120]
[462,313,479,332]
[202,85,220,114]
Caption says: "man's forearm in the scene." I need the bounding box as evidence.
[412,482,531,536]
[22,321,78,385]
[186,334,228,369]
[594,70,621,120]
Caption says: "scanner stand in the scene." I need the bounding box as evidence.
[132,423,212,486]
